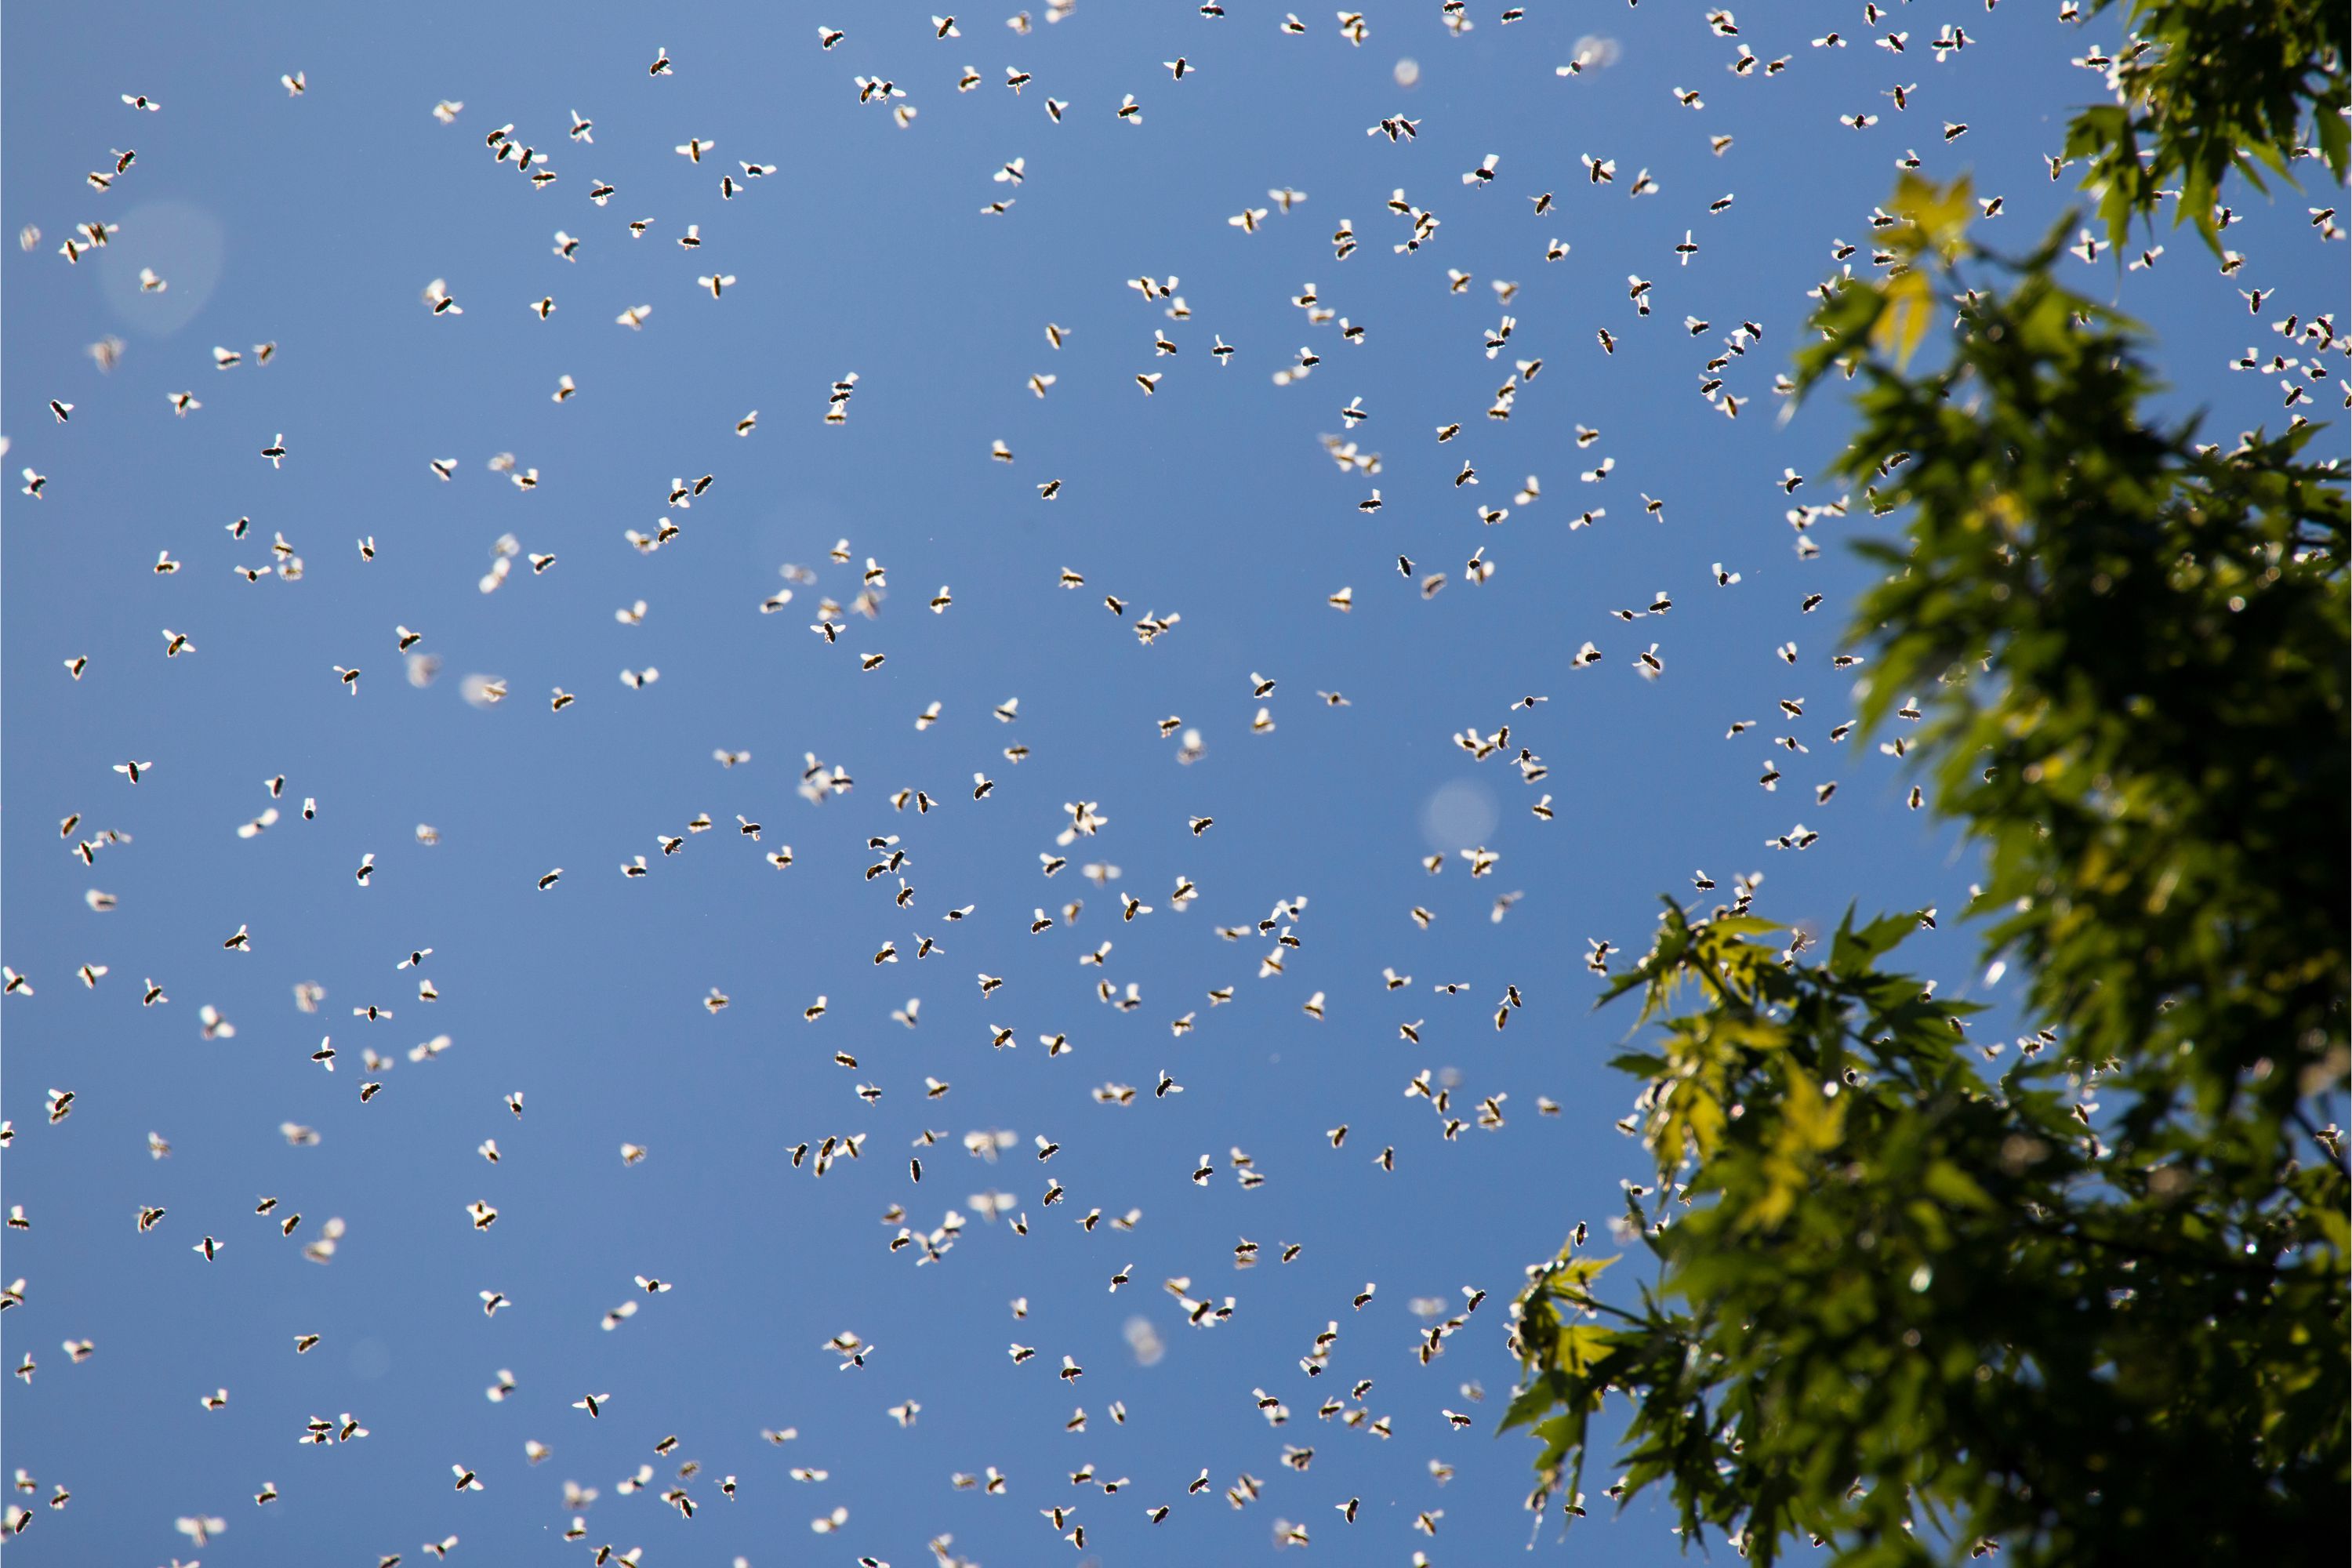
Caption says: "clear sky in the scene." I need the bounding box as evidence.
[3,2,2342,1565]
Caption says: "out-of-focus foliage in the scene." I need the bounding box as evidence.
[2060,0,2348,249]
[1814,203,2348,1145]
[1504,185,2350,1565]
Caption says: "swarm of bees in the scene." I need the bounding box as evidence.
[2,6,2338,1565]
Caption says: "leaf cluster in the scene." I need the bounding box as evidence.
[1808,212,2348,1145]
[1508,904,2347,1565]
[1506,189,2349,1566]
[2060,0,2348,249]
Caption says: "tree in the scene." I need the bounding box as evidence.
[2060,0,2347,249]
[1502,165,2350,1568]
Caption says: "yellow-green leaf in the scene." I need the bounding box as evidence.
[1891,171,1974,261]
[1556,1323,1618,1377]
[1874,269,1936,369]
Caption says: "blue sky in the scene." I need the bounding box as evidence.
[3,2,2343,1565]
